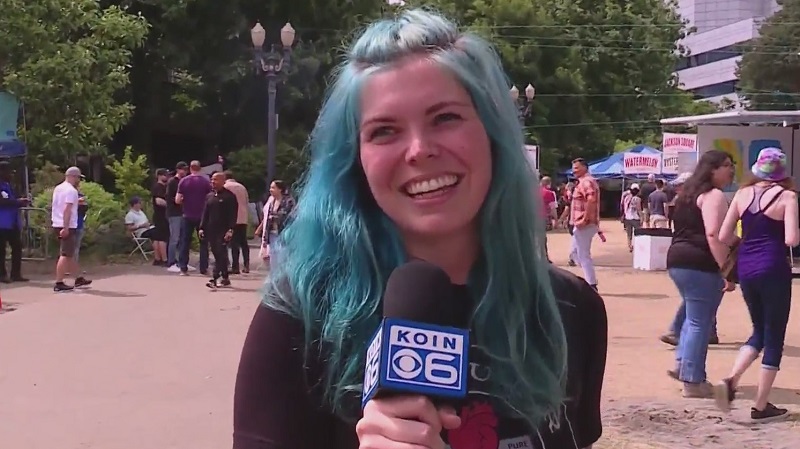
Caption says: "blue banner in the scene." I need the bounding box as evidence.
[0,92,20,142]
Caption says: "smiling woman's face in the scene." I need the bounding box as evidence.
[358,58,492,241]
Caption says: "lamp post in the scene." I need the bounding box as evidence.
[510,83,535,126]
[251,21,296,186]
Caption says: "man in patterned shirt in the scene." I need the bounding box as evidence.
[569,158,600,291]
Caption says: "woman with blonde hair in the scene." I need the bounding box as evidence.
[714,148,798,422]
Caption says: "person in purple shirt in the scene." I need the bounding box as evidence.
[175,160,211,275]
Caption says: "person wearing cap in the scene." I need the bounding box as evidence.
[149,168,170,265]
[165,162,190,272]
[0,160,29,282]
[639,173,657,228]
[620,183,642,252]
[712,147,798,422]
[125,197,158,240]
[51,166,92,292]
[175,160,211,275]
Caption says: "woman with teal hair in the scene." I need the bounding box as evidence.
[233,8,607,449]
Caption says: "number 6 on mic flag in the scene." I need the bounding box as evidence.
[362,317,470,408]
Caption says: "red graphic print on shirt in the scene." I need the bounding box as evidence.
[448,401,499,449]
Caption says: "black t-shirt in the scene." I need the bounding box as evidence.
[639,182,656,206]
[667,197,719,272]
[232,266,607,449]
[165,176,182,217]
[151,182,167,224]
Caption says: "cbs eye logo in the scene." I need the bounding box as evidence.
[391,348,423,379]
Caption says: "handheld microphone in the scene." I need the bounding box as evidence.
[361,260,470,408]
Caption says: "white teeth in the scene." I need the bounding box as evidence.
[406,175,458,195]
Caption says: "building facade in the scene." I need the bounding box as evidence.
[675,0,781,105]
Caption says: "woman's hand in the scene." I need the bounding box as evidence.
[722,279,736,292]
[356,396,461,449]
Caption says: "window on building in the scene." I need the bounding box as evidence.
[689,81,738,99]
[676,43,747,71]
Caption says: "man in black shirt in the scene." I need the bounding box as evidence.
[165,161,188,270]
[199,172,238,289]
[149,169,170,265]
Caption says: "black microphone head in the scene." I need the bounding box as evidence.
[382,260,458,327]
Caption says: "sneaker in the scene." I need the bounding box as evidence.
[205,279,218,290]
[187,264,196,272]
[682,381,714,399]
[751,403,788,423]
[179,270,189,276]
[713,378,736,412]
[54,282,74,293]
[242,267,249,274]
[218,278,231,287]
[167,265,181,273]
[660,333,679,346]
[75,277,92,288]
[230,269,241,275]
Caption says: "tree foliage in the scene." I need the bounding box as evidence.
[0,0,149,163]
[738,0,800,110]
[409,0,703,163]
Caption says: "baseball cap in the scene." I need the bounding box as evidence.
[65,166,84,178]
[175,161,188,170]
[671,172,692,186]
[630,183,640,190]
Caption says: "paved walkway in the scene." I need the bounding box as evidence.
[0,225,798,449]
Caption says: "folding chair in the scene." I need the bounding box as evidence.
[130,233,154,261]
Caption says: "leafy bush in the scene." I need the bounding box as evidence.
[32,181,128,259]
[107,146,150,203]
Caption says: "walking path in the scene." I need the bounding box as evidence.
[0,225,798,449]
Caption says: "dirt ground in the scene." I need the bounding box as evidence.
[0,225,798,449]
[548,222,800,449]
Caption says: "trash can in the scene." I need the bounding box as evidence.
[633,228,673,271]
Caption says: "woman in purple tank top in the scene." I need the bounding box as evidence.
[716,148,799,422]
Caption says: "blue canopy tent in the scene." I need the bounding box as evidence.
[560,145,677,180]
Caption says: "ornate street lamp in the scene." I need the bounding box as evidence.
[510,83,535,125]
[251,21,296,186]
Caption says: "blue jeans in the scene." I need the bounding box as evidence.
[73,228,85,263]
[167,216,183,266]
[570,224,597,285]
[670,302,718,337]
[179,217,208,273]
[669,268,724,383]
[740,272,792,370]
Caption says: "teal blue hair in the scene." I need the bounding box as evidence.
[264,8,567,428]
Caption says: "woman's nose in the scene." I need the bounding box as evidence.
[405,134,439,163]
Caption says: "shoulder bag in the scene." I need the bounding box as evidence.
[720,187,785,283]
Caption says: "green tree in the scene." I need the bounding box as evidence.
[410,0,695,164]
[0,0,149,164]
[738,0,800,110]
[107,146,150,202]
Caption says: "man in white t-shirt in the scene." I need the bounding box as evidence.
[51,166,92,292]
[125,196,156,239]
